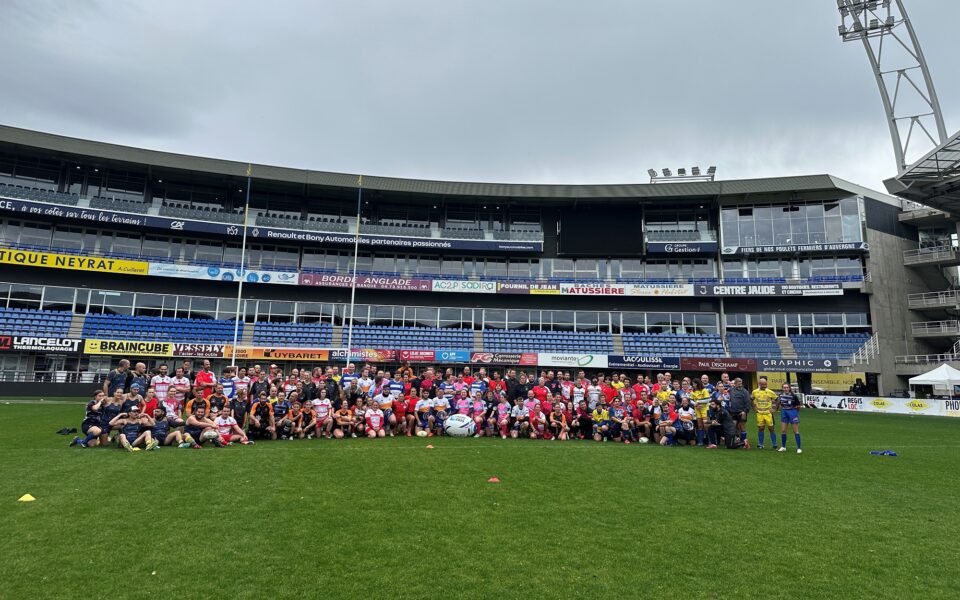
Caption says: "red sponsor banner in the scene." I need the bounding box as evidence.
[330,348,397,362]
[470,352,539,365]
[398,349,436,362]
[679,357,758,372]
[560,284,626,295]
[299,273,432,291]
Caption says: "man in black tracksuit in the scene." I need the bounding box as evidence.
[728,377,751,446]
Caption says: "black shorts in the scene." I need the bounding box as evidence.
[249,426,270,440]
[734,412,748,424]
[81,421,99,435]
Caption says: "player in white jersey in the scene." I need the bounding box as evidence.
[214,406,249,445]
[150,365,173,405]
[587,382,602,410]
[167,366,191,423]
[364,403,386,438]
[233,367,251,398]
[311,389,335,438]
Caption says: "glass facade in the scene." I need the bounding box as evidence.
[720,197,863,248]
[725,312,870,334]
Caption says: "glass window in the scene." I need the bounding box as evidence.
[647,313,670,333]
[508,309,535,330]
[8,284,42,308]
[267,301,295,323]
[369,305,394,326]
[575,311,600,332]
[302,249,325,270]
[51,227,84,252]
[483,309,506,330]
[41,286,75,311]
[372,255,396,273]
[548,311,574,332]
[134,293,164,317]
[18,223,52,247]
[484,259,507,277]
[508,259,535,278]
[222,244,243,266]
[142,236,172,259]
[622,312,645,333]
[439,308,470,329]
[440,259,463,277]
[414,307,438,328]
[419,257,441,276]
[189,297,217,320]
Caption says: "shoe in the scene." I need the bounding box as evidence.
[68,428,77,434]
[624,440,630,445]
[69,436,82,447]
[132,447,141,452]
[146,440,159,451]
[78,441,88,448]
[56,428,70,435]
[191,444,202,449]
[389,432,394,437]
[351,433,357,438]
[307,434,314,440]
[427,432,434,437]
[178,442,191,449]
[120,437,134,452]
[707,444,717,449]
[757,445,763,450]
[474,434,480,438]
[797,448,803,454]
[778,447,787,452]
[743,441,750,450]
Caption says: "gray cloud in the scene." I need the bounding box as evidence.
[0,0,956,191]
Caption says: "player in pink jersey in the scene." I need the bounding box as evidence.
[494,396,512,439]
[456,390,472,415]
[364,400,386,438]
[310,389,335,439]
[470,393,487,437]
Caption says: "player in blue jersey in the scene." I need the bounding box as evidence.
[776,383,802,454]
[219,367,237,399]
[71,391,107,448]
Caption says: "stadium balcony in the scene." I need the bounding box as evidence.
[0,181,81,206]
[788,333,871,358]
[88,196,150,214]
[160,202,244,224]
[483,330,613,352]
[82,314,242,343]
[346,325,474,349]
[646,230,718,242]
[725,333,782,357]
[253,322,334,346]
[622,333,725,357]
[0,308,72,336]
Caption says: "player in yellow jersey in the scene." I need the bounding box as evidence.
[691,380,712,446]
[751,377,779,450]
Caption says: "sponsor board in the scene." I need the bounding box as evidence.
[227,347,332,361]
[646,241,719,254]
[329,348,398,362]
[693,283,843,297]
[84,339,174,357]
[148,263,298,285]
[433,350,471,363]
[623,283,694,297]
[758,358,838,373]
[806,394,958,418]
[172,343,226,358]
[299,273,432,291]
[469,352,539,365]
[0,248,147,275]
[536,353,608,368]
[679,357,758,372]
[0,197,541,253]
[431,280,497,293]
[759,371,864,392]
[398,350,437,362]
[0,336,82,352]
[606,355,681,370]
[529,284,561,295]
[722,242,869,255]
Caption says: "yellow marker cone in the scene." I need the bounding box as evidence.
[18,494,35,502]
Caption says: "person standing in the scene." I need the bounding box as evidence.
[194,359,216,401]
[751,377,779,450]
[777,383,803,454]
[103,359,130,396]
[728,377,752,449]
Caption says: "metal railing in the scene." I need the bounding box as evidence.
[850,332,879,364]
[910,320,960,336]
[0,371,103,383]
[895,353,960,365]
[903,244,960,265]
[907,289,960,309]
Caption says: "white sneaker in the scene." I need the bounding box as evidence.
[797,448,803,454]
[778,447,786,452]
[473,434,480,438]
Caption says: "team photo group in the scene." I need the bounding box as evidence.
[69,358,804,453]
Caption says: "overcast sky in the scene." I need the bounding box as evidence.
[2,0,957,192]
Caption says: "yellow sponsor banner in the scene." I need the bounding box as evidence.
[759,371,865,392]
[0,248,147,275]
[224,346,331,362]
[84,339,174,357]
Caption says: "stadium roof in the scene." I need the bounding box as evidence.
[0,124,899,204]
[884,130,960,215]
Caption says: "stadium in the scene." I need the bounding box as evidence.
[3,2,960,599]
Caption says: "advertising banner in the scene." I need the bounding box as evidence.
[646,242,719,254]
[757,358,839,373]
[759,371,864,392]
[84,339,174,357]
[329,348,398,362]
[606,355,681,370]
[680,357,758,372]
[0,197,542,253]
[0,336,82,353]
[622,283,694,297]
[0,248,147,275]
[398,350,437,362]
[805,394,960,418]
[692,283,843,297]
[536,353,609,368]
[227,347,332,361]
[469,352,539,365]
[431,280,497,294]
[172,343,226,358]
[299,273,432,291]
[148,263,298,285]
[722,242,869,255]
[434,350,471,363]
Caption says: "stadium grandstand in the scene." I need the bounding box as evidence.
[0,124,951,395]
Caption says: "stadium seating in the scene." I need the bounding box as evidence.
[253,322,334,346]
[0,308,72,336]
[347,326,474,349]
[160,202,244,224]
[82,314,241,343]
[725,333,781,357]
[789,333,870,358]
[622,333,725,356]
[89,197,150,214]
[483,330,613,352]
[0,182,81,206]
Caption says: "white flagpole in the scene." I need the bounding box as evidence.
[344,174,363,370]
[230,164,252,365]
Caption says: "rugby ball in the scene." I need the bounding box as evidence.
[638,437,649,444]
[416,430,428,437]
[201,430,219,442]
[442,414,475,437]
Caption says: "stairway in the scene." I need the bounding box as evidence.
[612,333,624,354]
[240,323,255,346]
[331,325,343,348]
[776,336,798,358]
[472,330,484,351]
[68,313,86,338]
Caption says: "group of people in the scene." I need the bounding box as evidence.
[70,359,803,453]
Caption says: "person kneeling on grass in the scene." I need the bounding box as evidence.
[215,406,251,445]
[592,401,611,442]
[707,397,743,450]
[184,406,222,448]
[71,391,106,448]
[365,399,386,438]
[110,406,158,452]
[248,393,276,441]
[548,404,569,441]
[655,400,677,446]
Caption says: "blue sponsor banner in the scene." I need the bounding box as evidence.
[0,197,542,253]
[646,241,718,255]
[434,350,471,362]
[606,355,681,370]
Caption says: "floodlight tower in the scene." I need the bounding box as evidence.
[837,0,948,174]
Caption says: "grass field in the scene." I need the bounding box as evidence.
[2,398,959,600]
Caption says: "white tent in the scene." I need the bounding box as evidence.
[908,364,960,392]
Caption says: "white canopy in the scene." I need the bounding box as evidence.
[908,364,960,387]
